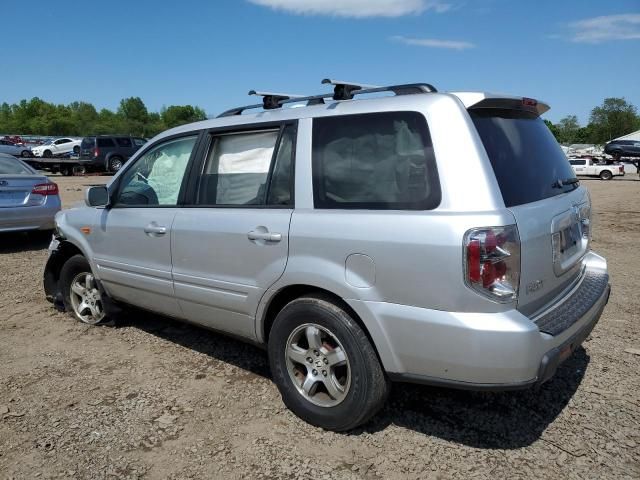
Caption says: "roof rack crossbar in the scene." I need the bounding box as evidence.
[217,81,438,117]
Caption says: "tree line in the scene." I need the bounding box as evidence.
[544,97,640,145]
[0,97,207,138]
[1,95,638,145]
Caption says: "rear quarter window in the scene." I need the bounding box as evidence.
[312,111,440,210]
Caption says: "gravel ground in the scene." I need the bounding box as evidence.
[1,174,639,479]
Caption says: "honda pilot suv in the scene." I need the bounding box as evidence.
[43,80,610,431]
[79,135,147,173]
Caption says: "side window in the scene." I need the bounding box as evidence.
[133,138,147,147]
[114,136,197,207]
[312,112,440,210]
[197,130,280,206]
[97,138,116,148]
[116,137,132,147]
[267,125,295,206]
[569,160,586,166]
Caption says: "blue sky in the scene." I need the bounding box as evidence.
[2,0,639,123]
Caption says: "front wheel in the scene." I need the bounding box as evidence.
[21,150,30,158]
[268,295,389,431]
[43,149,52,158]
[60,255,108,325]
[600,170,613,180]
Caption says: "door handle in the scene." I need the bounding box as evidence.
[248,231,282,242]
[144,224,167,235]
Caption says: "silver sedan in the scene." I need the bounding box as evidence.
[0,153,61,233]
[0,139,32,158]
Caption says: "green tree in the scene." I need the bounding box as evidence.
[544,119,561,142]
[589,97,640,144]
[161,105,207,129]
[557,115,580,144]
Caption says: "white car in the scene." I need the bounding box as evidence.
[31,138,82,158]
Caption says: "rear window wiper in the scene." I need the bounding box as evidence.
[552,177,580,189]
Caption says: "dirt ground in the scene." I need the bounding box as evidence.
[1,174,639,479]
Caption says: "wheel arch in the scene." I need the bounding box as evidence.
[44,240,84,304]
[258,284,393,372]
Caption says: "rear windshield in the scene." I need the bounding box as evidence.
[81,137,95,148]
[470,109,578,207]
[0,156,32,174]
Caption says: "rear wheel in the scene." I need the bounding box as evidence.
[268,295,389,431]
[60,255,108,325]
[108,156,123,173]
[73,146,80,155]
[600,170,613,180]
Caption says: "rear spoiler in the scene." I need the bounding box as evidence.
[450,92,550,117]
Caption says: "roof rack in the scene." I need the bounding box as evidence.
[217,79,438,117]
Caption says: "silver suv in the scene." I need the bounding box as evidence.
[43,80,610,431]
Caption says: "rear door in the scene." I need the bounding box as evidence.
[470,107,589,316]
[90,134,200,316]
[170,122,296,339]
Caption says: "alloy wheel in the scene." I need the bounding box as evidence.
[285,323,351,407]
[69,272,105,324]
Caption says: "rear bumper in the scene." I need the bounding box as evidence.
[348,251,610,390]
[0,201,61,232]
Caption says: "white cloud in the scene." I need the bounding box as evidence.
[247,0,451,18]
[391,35,475,50]
[568,14,640,43]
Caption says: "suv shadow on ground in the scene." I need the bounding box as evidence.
[0,232,52,254]
[118,308,588,450]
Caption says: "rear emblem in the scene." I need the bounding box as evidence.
[526,280,544,294]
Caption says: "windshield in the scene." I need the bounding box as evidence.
[470,109,578,207]
[0,156,33,174]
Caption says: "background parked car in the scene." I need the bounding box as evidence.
[0,153,60,233]
[31,138,82,158]
[0,139,32,158]
[79,135,147,173]
[569,158,624,180]
[604,140,640,159]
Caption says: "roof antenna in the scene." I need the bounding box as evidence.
[321,79,381,101]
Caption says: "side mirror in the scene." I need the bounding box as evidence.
[85,185,110,207]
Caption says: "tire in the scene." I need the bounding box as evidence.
[73,165,86,176]
[600,170,613,180]
[61,167,72,177]
[43,149,52,158]
[73,146,80,155]
[60,254,108,325]
[268,295,389,431]
[613,151,622,161]
[21,150,30,158]
[108,156,123,173]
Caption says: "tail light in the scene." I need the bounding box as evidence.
[464,225,520,302]
[31,182,59,196]
[619,166,624,173]
[93,147,99,157]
